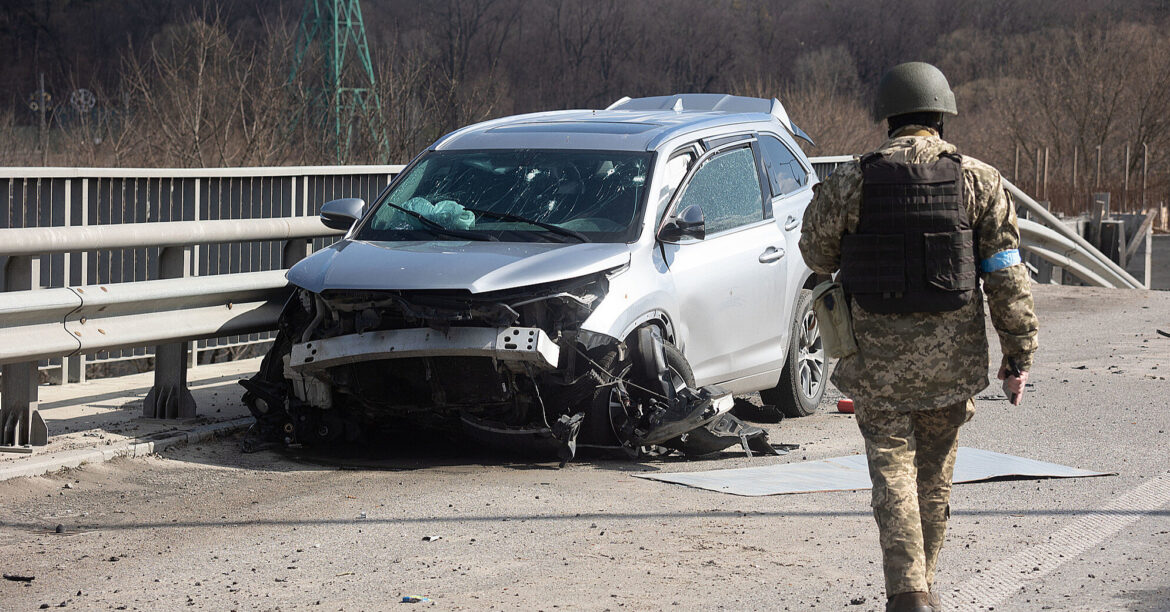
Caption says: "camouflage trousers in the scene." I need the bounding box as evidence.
[855,398,975,596]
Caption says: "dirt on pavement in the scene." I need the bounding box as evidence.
[1,284,1168,611]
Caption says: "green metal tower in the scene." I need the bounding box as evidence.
[290,0,388,162]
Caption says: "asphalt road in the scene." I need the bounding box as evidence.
[1,284,1167,611]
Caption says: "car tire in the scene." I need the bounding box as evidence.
[760,289,826,418]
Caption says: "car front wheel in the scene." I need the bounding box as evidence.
[760,289,826,418]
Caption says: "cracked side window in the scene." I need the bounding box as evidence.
[674,147,764,235]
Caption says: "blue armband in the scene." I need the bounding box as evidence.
[981,249,1021,273]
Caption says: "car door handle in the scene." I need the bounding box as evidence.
[784,215,801,231]
[759,246,785,263]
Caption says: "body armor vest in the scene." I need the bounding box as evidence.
[838,152,978,314]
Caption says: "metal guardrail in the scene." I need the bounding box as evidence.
[0,216,340,257]
[0,214,343,449]
[0,158,1144,450]
[1006,180,1144,289]
[1,164,403,377]
[0,164,405,450]
[0,271,290,365]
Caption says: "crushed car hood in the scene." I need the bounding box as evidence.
[288,239,631,294]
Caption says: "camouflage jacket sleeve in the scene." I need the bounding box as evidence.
[799,162,862,274]
[969,166,1040,371]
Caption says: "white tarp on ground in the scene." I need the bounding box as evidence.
[635,447,1113,496]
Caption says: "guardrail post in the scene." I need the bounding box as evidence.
[1,256,48,450]
[143,246,196,419]
[282,238,313,268]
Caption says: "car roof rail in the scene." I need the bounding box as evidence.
[606,94,813,145]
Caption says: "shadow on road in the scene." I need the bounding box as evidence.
[1122,585,1170,612]
[155,417,792,475]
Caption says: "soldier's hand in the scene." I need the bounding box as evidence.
[997,365,1029,406]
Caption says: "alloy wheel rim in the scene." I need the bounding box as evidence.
[797,309,825,400]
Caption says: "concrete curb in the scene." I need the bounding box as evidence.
[0,417,253,483]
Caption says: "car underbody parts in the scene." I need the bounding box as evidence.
[241,284,782,463]
[610,326,779,457]
[625,384,724,447]
[551,412,584,467]
[664,413,780,458]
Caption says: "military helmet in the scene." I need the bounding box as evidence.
[873,62,958,123]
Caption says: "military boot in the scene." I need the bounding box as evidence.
[927,591,942,611]
[886,591,934,612]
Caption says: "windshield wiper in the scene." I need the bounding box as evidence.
[463,208,590,243]
[380,202,498,241]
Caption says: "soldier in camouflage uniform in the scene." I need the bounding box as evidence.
[799,63,1038,612]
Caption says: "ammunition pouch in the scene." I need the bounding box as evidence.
[811,281,858,359]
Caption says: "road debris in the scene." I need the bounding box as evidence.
[401,595,431,603]
[421,535,442,542]
[4,574,35,582]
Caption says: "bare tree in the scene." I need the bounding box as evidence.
[355,49,438,164]
[420,0,522,132]
[734,46,875,156]
[120,10,305,167]
[0,108,33,166]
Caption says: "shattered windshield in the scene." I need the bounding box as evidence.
[354,149,652,243]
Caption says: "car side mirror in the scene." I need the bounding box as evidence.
[320,198,365,231]
[658,204,706,243]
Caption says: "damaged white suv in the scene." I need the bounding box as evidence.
[241,94,826,462]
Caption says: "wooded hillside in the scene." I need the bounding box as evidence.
[3,0,1169,213]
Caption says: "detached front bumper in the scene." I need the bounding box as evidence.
[287,326,561,374]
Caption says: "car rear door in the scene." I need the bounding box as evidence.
[758,132,815,347]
